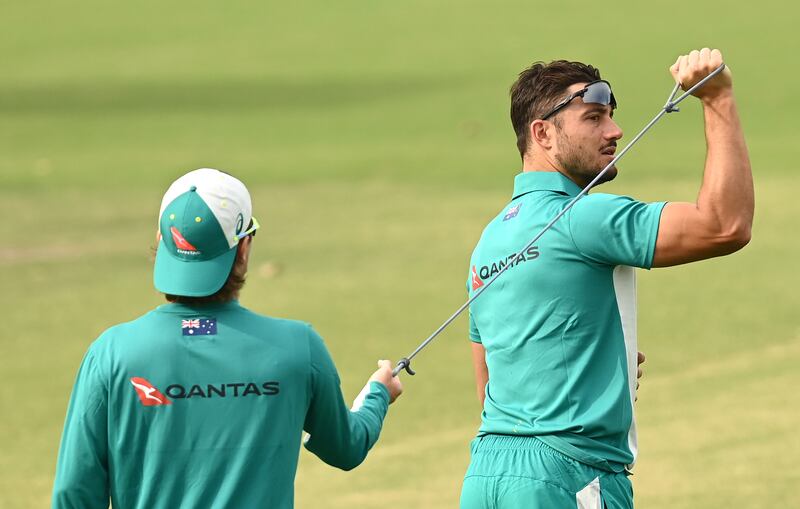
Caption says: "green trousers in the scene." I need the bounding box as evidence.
[460,435,633,509]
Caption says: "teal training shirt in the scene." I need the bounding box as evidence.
[467,172,666,473]
[52,300,390,509]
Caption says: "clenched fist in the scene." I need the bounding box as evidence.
[670,48,733,101]
[369,360,404,404]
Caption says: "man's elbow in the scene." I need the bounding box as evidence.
[52,486,107,509]
[336,451,368,471]
[51,487,75,508]
[733,224,752,249]
[313,444,369,471]
[714,222,752,255]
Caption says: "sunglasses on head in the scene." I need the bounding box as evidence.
[236,216,260,240]
[540,80,617,121]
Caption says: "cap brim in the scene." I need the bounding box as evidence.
[153,238,238,297]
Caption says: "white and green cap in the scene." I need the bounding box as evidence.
[154,168,256,296]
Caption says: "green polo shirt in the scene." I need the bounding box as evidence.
[467,171,666,473]
[52,301,390,509]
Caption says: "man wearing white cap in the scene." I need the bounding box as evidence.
[52,168,403,508]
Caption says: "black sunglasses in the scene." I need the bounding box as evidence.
[540,80,617,121]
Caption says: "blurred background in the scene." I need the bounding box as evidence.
[1,1,797,507]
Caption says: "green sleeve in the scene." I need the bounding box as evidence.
[568,193,666,269]
[467,272,482,343]
[469,310,482,343]
[52,346,110,509]
[302,326,390,471]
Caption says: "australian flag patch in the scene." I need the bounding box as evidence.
[181,318,217,336]
[503,203,521,221]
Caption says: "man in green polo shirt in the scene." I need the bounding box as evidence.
[462,49,753,507]
[52,168,403,509]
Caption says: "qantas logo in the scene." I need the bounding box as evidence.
[131,377,280,407]
[164,382,280,399]
[130,377,172,406]
[475,246,541,282]
[471,266,484,291]
[170,226,199,254]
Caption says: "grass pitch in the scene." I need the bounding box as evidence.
[1,1,797,507]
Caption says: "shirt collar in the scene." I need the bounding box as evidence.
[512,171,582,200]
[156,300,241,315]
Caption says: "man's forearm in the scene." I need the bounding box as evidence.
[471,342,488,407]
[304,381,389,471]
[699,90,754,246]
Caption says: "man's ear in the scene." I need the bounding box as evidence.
[237,236,252,265]
[529,119,554,151]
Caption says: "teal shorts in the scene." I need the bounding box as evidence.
[460,435,633,509]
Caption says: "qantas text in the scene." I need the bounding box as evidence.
[477,246,540,280]
[164,382,280,399]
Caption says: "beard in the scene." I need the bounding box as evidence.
[555,130,618,188]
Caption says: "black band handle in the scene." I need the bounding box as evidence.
[393,357,416,377]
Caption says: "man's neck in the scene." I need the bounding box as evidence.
[522,153,560,173]
[521,155,592,189]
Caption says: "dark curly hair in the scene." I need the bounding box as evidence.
[510,60,602,158]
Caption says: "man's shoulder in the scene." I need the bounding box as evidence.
[237,310,331,369]
[576,191,637,206]
[81,309,159,360]
[235,307,315,336]
[231,305,310,331]
[474,202,517,242]
[568,192,650,224]
[94,308,159,340]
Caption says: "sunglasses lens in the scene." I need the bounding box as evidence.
[583,81,616,109]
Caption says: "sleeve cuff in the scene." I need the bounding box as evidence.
[368,381,390,405]
[643,201,668,269]
[350,381,390,411]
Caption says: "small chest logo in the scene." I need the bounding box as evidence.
[130,377,172,406]
[503,203,521,221]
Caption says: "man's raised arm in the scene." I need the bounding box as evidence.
[653,48,754,267]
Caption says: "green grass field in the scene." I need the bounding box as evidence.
[1,1,798,507]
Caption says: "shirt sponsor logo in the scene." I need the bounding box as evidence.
[471,265,484,291]
[182,317,217,336]
[503,203,521,221]
[130,377,172,406]
[170,226,200,255]
[131,378,281,406]
[477,245,540,280]
[165,382,280,399]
